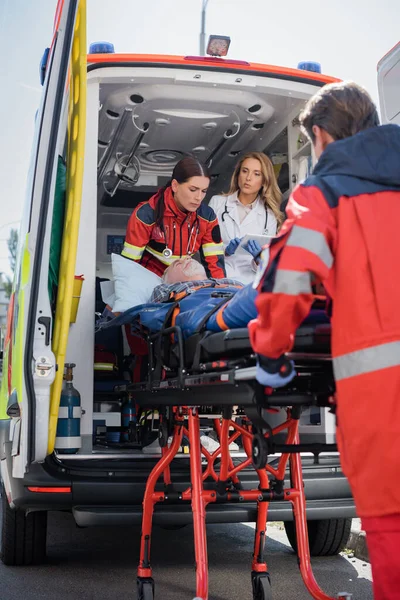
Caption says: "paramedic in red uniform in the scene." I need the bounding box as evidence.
[122,156,226,278]
[249,81,400,600]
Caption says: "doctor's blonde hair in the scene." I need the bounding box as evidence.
[227,152,284,229]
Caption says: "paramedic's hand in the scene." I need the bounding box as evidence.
[225,237,243,256]
[243,239,262,258]
[256,355,296,388]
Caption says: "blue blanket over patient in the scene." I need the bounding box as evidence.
[98,280,329,339]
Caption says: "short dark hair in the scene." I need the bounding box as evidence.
[300,81,380,143]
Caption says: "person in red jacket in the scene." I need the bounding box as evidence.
[249,81,400,600]
[122,156,225,278]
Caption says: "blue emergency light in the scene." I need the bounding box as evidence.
[297,61,322,74]
[89,41,115,54]
[39,47,50,86]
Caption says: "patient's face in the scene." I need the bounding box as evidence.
[163,258,207,284]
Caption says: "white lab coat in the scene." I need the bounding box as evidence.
[209,191,277,285]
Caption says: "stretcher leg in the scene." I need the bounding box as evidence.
[251,469,270,572]
[251,497,272,599]
[218,415,231,489]
[188,408,209,600]
[135,404,350,600]
[289,431,350,600]
[250,457,272,599]
[162,446,172,485]
[137,422,184,600]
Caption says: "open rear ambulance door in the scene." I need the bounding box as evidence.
[0,0,86,482]
[377,42,400,124]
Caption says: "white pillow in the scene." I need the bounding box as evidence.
[100,280,116,308]
[111,253,162,313]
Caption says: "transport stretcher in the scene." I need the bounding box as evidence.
[102,294,352,600]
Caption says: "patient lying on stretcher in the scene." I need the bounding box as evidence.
[150,257,258,335]
[101,257,328,340]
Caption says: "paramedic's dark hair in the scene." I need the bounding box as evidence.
[300,81,380,143]
[154,157,210,227]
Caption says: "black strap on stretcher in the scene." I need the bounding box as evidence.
[147,290,235,384]
[152,301,181,381]
[190,292,234,372]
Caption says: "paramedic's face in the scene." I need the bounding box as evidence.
[238,158,263,197]
[172,176,210,212]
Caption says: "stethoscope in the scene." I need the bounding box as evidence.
[221,199,269,234]
[162,218,200,258]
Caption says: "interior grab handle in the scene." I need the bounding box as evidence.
[224,111,240,139]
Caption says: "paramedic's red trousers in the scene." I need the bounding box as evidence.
[362,513,400,600]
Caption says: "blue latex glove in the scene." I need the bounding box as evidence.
[255,355,296,388]
[225,237,243,256]
[243,239,262,258]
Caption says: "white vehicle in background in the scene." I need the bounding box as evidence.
[377,42,400,125]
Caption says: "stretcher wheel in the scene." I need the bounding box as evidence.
[252,572,272,600]
[252,434,269,470]
[137,577,154,600]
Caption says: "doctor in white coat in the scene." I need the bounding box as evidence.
[209,152,284,285]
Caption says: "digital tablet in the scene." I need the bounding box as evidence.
[239,234,273,249]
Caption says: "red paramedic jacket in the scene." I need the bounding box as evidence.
[122,186,226,278]
[249,125,400,518]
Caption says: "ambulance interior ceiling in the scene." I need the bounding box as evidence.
[95,70,314,221]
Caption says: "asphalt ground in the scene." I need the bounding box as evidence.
[0,510,373,600]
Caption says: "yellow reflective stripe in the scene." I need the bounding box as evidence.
[0,237,31,420]
[48,0,87,455]
[94,363,116,371]
[202,242,224,256]
[122,242,145,260]
[124,240,145,251]
[121,250,140,261]
[273,270,312,295]
[333,341,400,381]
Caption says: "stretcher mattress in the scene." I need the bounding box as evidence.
[185,324,331,360]
[178,322,330,370]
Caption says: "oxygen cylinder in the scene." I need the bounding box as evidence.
[121,394,136,442]
[55,363,81,454]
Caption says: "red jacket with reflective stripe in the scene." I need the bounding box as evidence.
[122,187,226,278]
[249,125,400,517]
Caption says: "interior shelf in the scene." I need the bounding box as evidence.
[293,140,311,160]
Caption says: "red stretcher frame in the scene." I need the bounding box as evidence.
[136,407,352,600]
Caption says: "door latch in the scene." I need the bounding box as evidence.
[35,357,54,377]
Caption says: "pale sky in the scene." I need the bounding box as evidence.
[0,0,398,276]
